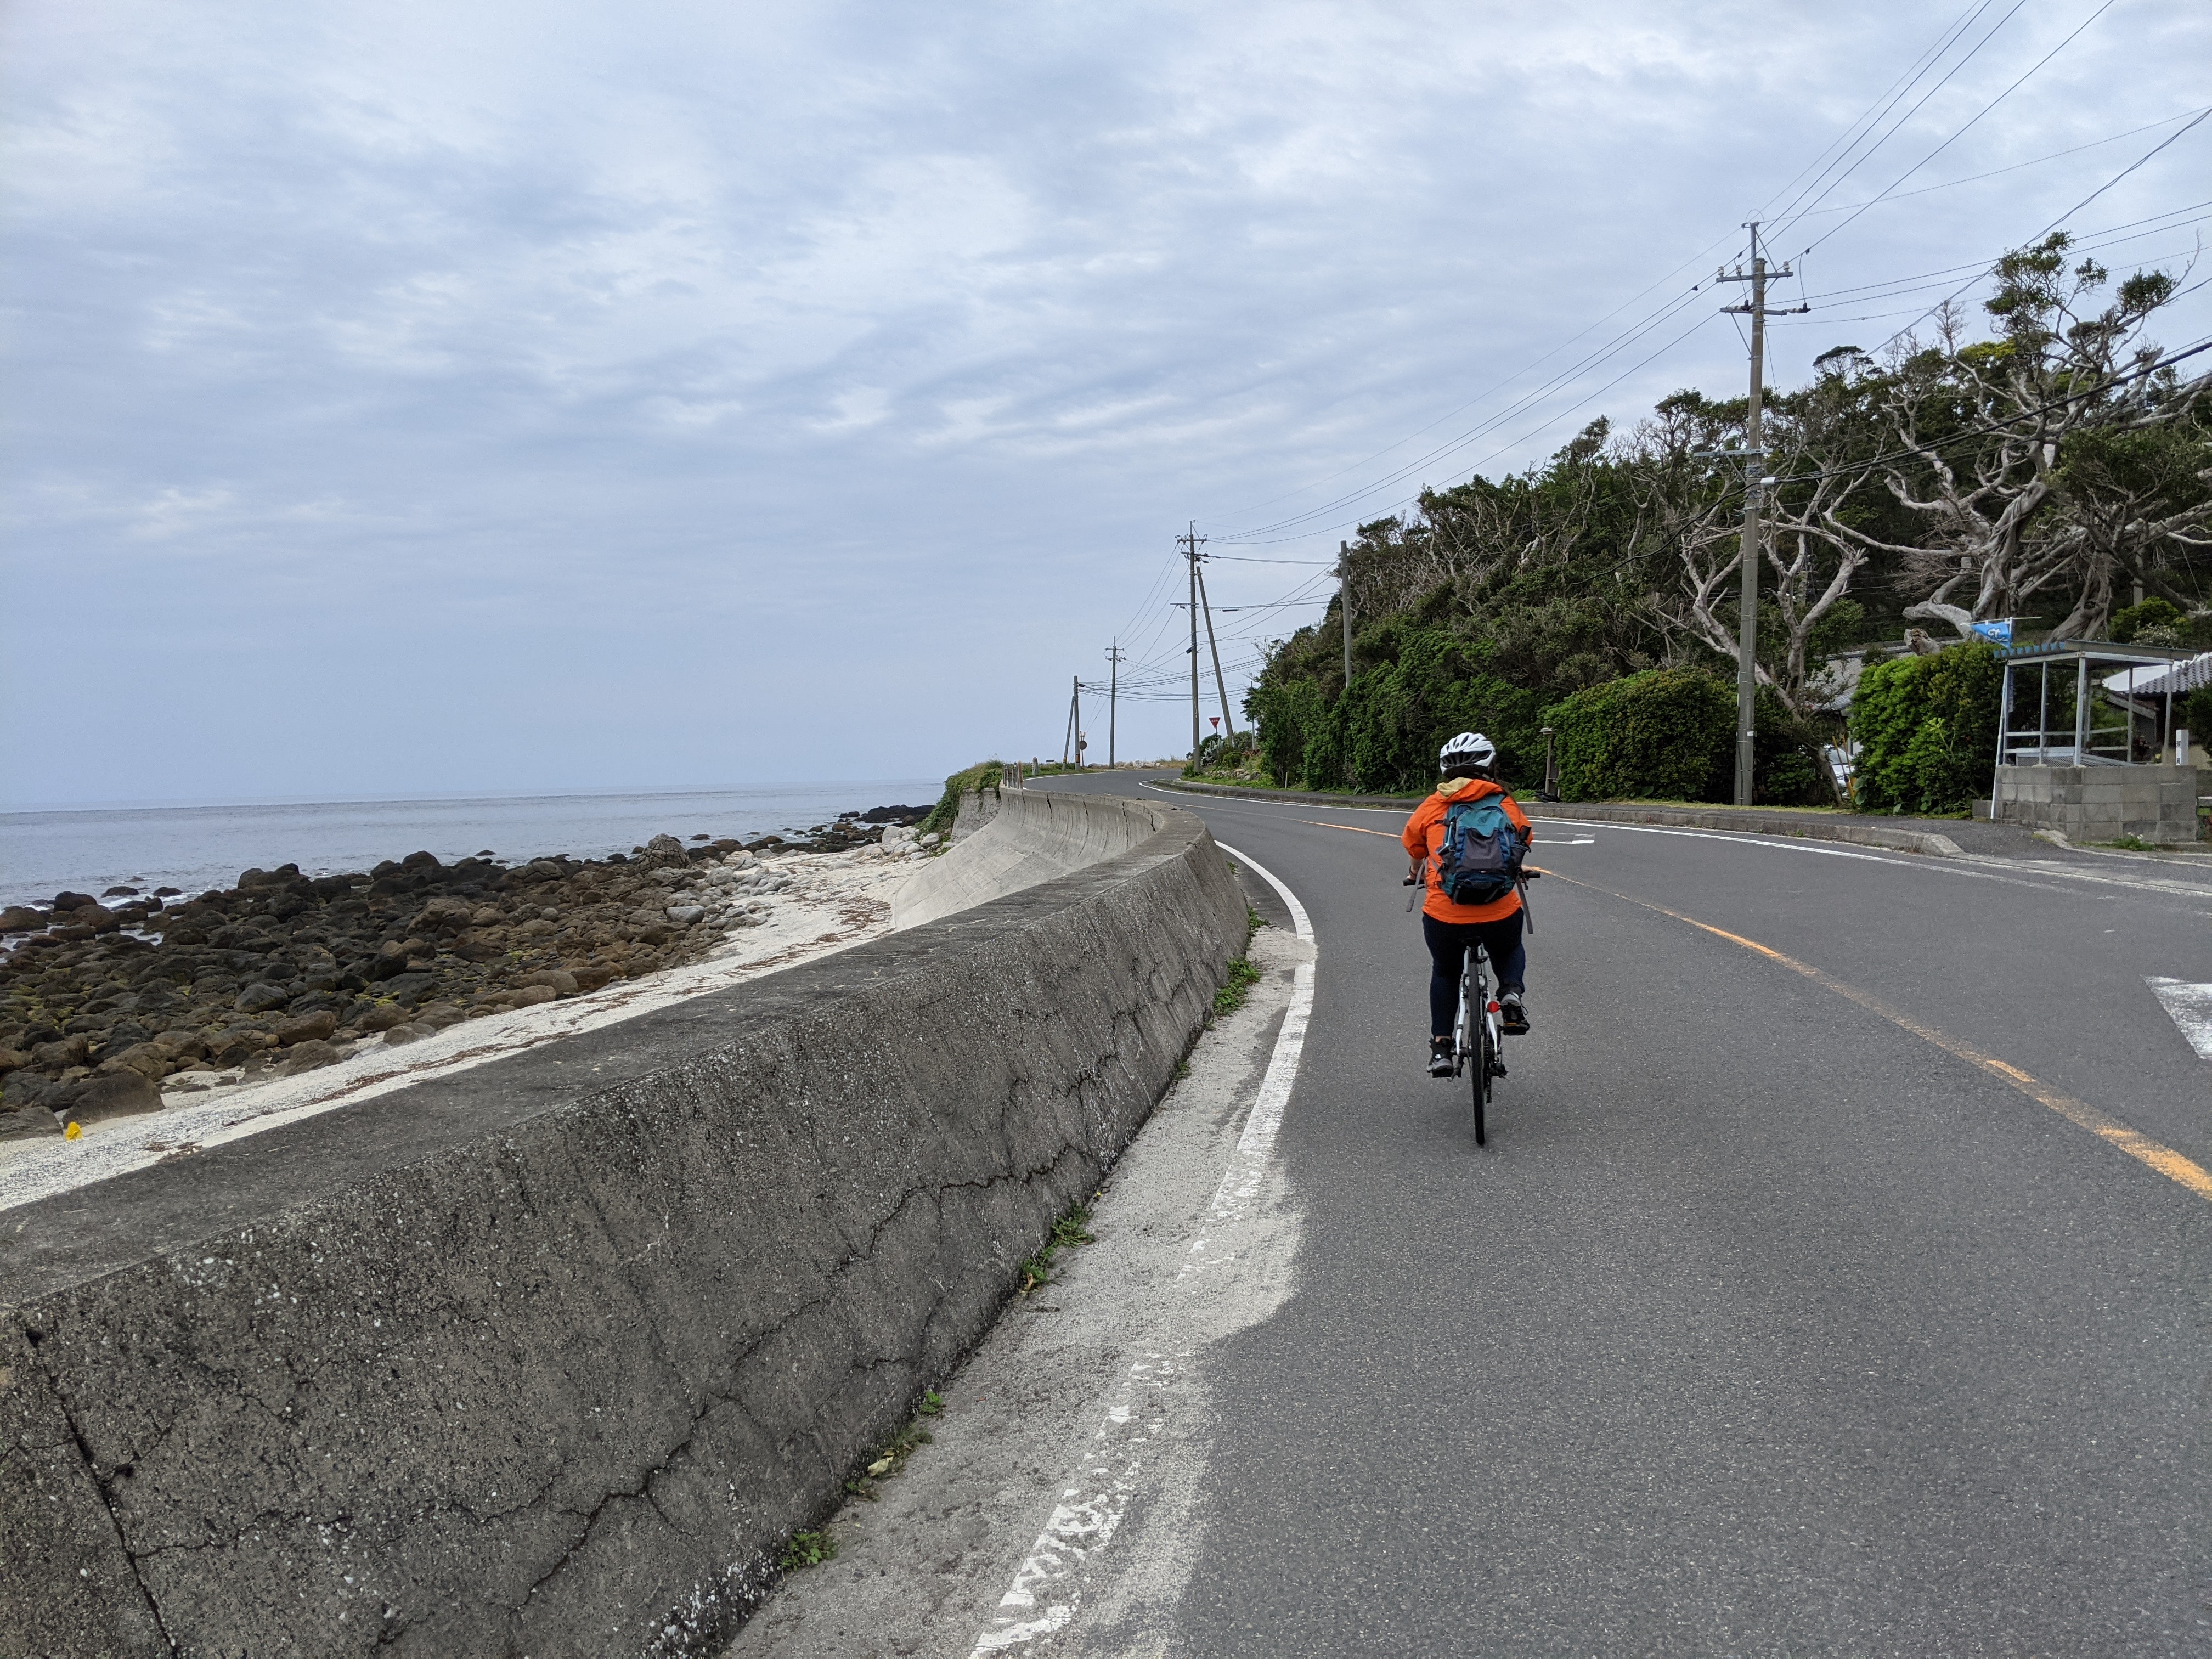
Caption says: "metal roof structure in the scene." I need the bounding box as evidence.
[1993,638,2199,667]
[1996,639,2200,768]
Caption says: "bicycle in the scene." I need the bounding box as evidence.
[1406,866,1539,1147]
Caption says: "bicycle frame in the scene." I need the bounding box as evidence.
[1453,943,1499,1073]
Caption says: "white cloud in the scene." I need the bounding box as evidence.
[5,0,2209,800]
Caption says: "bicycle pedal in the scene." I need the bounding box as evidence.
[1492,1063,1508,1078]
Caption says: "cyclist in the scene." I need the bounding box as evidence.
[1402,731,1533,1077]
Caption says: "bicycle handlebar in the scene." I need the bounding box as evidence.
[1403,869,1541,885]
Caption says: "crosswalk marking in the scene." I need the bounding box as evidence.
[2147,978,2212,1062]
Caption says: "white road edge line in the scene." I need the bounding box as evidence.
[965,840,1313,1657]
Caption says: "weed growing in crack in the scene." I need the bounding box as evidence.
[1017,1204,1096,1295]
[845,1395,943,1501]
[1212,957,1262,1017]
[781,1530,838,1570]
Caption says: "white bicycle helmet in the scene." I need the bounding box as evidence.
[1439,731,1496,771]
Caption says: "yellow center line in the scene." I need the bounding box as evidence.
[1294,817,1400,837]
[1544,871,2212,1205]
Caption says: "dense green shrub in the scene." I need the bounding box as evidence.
[1549,668,1733,802]
[2109,597,2186,643]
[2110,597,2212,650]
[918,760,1005,836]
[1850,642,2001,815]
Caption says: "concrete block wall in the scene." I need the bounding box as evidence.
[1993,764,2202,843]
[1,798,1246,1658]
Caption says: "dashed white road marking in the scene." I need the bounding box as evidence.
[965,841,1312,1658]
[2147,978,2212,1060]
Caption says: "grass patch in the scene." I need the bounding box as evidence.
[2107,834,2157,851]
[917,761,1006,838]
[1212,957,1262,1017]
[780,1530,838,1570]
[1017,1204,1096,1295]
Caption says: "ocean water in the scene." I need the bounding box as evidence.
[0,781,944,909]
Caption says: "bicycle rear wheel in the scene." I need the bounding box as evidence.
[1465,948,1488,1146]
[1476,1018,1497,1143]
[1471,1020,1490,1144]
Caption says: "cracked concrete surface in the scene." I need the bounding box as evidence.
[1,797,1245,1658]
[724,915,1313,1659]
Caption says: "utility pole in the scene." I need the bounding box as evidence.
[1061,676,1077,769]
[1073,675,1084,769]
[1104,643,1125,767]
[1714,221,1802,807]
[1177,522,1206,765]
[1339,539,1353,695]
[1194,560,1237,743]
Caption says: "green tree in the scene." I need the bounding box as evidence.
[1850,642,2002,814]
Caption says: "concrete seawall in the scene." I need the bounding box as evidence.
[2,795,1245,1658]
[893,787,1167,929]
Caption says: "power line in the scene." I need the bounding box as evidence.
[1793,0,2125,255]
[1769,0,2032,239]
[1755,0,2006,230]
[1873,107,2212,354]
[1782,106,2212,219]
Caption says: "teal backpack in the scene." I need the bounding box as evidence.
[1437,794,1526,906]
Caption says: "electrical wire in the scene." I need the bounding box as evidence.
[1766,0,2031,239]
[1872,107,2212,354]
[1783,107,2212,219]
[1792,0,2125,254]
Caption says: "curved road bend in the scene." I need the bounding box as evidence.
[1042,770,2211,1656]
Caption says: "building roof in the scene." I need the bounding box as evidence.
[1993,637,2201,667]
[2121,650,2212,698]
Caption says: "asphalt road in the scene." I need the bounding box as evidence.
[1041,771,2211,1657]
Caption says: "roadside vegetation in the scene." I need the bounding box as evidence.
[917,761,1005,838]
[1017,1204,1096,1296]
[1234,235,2211,810]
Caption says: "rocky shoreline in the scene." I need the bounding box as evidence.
[0,805,938,1145]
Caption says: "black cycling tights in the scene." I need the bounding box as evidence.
[1421,910,1526,1038]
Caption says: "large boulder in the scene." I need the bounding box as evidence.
[101,1043,173,1080]
[67,1071,163,1125]
[31,1035,89,1070]
[0,1099,61,1141]
[275,1039,341,1076]
[274,1011,338,1047]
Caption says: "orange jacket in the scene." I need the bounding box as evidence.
[1401,777,1534,923]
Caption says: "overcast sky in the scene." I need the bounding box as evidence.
[5,0,2208,806]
